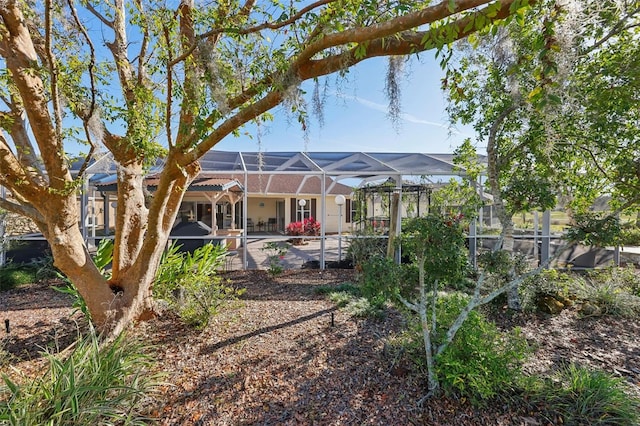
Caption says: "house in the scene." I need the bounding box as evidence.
[93,172,354,236]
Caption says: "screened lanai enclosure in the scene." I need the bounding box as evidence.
[1,150,569,270]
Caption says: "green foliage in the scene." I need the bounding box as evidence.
[618,226,640,247]
[0,263,37,291]
[565,213,621,247]
[520,268,577,313]
[327,292,383,318]
[314,282,361,296]
[535,364,640,425]
[503,175,556,214]
[154,242,244,328]
[433,293,531,404]
[521,268,640,317]
[53,283,92,321]
[93,239,114,278]
[357,256,416,308]
[572,269,640,318]
[400,213,469,287]
[0,330,158,425]
[345,229,387,268]
[430,139,484,220]
[261,241,291,276]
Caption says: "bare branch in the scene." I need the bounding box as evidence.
[163,24,174,149]
[44,0,63,145]
[0,197,45,224]
[180,0,530,163]
[67,0,98,122]
[0,133,45,201]
[0,3,69,189]
[83,1,114,28]
[239,0,256,18]
[175,0,198,149]
[186,89,284,164]
[133,0,149,86]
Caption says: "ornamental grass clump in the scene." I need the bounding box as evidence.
[0,330,158,425]
[535,364,640,425]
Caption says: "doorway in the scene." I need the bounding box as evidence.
[276,200,285,232]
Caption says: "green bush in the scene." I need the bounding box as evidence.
[520,269,578,313]
[346,230,387,268]
[618,226,640,246]
[261,241,291,276]
[434,293,531,404]
[0,330,158,425]
[154,242,244,328]
[358,257,416,309]
[0,263,37,291]
[535,364,640,425]
[388,293,530,404]
[434,294,531,403]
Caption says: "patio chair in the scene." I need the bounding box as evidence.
[267,217,277,231]
[246,218,255,232]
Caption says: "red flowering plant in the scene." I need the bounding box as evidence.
[303,217,320,236]
[286,217,321,244]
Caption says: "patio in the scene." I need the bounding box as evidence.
[224,234,349,270]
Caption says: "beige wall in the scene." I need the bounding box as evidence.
[92,190,351,234]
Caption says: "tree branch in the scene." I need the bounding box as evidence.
[44,0,63,146]
[0,3,69,190]
[582,5,640,55]
[0,196,45,224]
[170,0,337,67]
[83,1,114,28]
[183,0,531,151]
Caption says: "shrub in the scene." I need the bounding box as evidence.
[345,229,387,269]
[536,364,640,425]
[315,282,361,296]
[261,241,291,276]
[0,330,158,425]
[520,269,578,313]
[618,225,640,246]
[286,217,321,237]
[154,242,244,328]
[571,273,640,318]
[433,293,531,404]
[358,256,416,308]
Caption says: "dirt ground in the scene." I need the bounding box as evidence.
[1,269,639,425]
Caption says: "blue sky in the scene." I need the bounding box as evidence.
[214,55,476,154]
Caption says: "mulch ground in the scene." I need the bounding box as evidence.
[1,269,639,425]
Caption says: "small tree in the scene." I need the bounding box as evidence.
[396,213,469,393]
[396,212,568,397]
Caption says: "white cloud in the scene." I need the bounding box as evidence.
[335,92,463,134]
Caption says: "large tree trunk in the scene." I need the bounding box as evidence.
[39,156,197,333]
